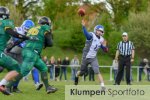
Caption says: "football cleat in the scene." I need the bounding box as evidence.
[46,85,58,94]
[74,76,79,85]
[0,85,12,95]
[13,87,22,93]
[36,83,43,91]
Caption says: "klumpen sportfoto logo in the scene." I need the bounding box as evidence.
[65,85,150,100]
[70,88,145,97]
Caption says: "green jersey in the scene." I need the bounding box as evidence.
[0,19,15,51]
[25,25,50,54]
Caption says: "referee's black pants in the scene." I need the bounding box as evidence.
[115,56,131,85]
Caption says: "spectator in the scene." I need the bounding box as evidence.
[112,59,118,80]
[130,67,133,81]
[42,55,49,77]
[42,56,49,65]
[55,58,61,81]
[49,56,55,80]
[139,58,149,81]
[146,61,150,81]
[139,58,150,81]
[70,55,79,81]
[42,56,49,71]
[60,57,70,81]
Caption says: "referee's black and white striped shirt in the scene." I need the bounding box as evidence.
[117,41,135,56]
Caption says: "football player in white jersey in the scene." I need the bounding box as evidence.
[74,20,108,90]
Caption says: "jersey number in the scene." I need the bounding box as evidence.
[28,28,39,36]
[94,44,99,51]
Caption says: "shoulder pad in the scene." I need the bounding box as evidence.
[3,19,15,29]
[41,25,50,32]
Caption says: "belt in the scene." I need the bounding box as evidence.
[119,55,131,57]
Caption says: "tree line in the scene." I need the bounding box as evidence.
[1,0,150,59]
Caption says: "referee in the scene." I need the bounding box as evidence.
[114,32,135,85]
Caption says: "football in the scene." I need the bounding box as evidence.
[77,8,85,17]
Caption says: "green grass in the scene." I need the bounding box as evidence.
[0,71,150,100]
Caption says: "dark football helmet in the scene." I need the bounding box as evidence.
[38,16,51,26]
[0,6,9,19]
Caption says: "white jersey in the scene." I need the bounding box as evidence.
[84,32,104,58]
[9,27,26,54]
[15,27,26,35]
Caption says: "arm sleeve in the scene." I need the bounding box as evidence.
[99,37,108,52]
[44,31,53,47]
[82,26,93,40]
[6,39,24,52]
[117,42,120,50]
[5,28,29,40]
[131,42,135,50]
[100,45,108,52]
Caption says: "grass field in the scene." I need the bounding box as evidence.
[0,71,150,100]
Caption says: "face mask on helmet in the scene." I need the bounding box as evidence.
[21,20,35,32]
[38,16,51,26]
[94,25,104,35]
[0,6,10,20]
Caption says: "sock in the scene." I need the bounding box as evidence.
[13,80,20,88]
[100,82,104,87]
[35,82,40,88]
[36,82,40,85]
[0,79,8,86]
[6,74,23,88]
[41,72,49,90]
[32,68,40,84]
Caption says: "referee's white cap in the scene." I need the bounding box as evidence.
[122,32,128,36]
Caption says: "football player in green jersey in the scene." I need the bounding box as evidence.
[20,16,57,94]
[0,6,38,95]
[0,16,57,95]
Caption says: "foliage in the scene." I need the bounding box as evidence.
[0,0,150,60]
[95,13,113,38]
[107,31,121,57]
[15,0,43,19]
[44,3,85,52]
[69,22,85,52]
[107,0,148,30]
[43,0,68,21]
[0,0,13,6]
[124,6,150,59]
[8,4,24,26]
[1,0,43,22]
[107,0,130,30]
[129,0,148,13]
[54,16,85,52]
